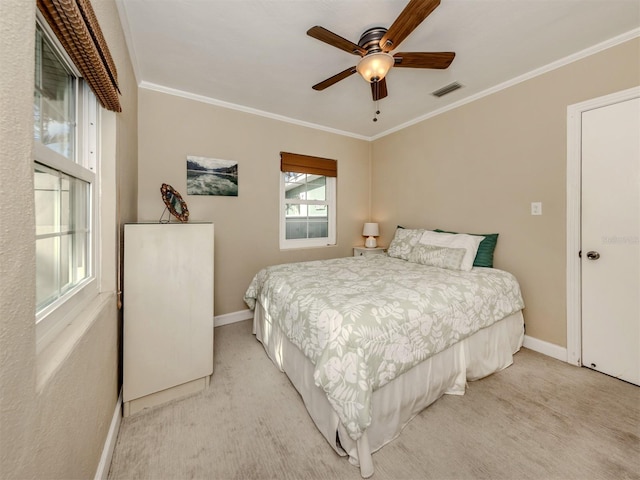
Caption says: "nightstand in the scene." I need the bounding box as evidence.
[353,246,386,257]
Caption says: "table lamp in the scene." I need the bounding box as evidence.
[362,223,379,248]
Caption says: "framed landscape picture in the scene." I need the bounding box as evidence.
[187,155,238,196]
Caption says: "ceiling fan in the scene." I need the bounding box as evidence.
[307,0,455,102]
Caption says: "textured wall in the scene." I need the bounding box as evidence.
[371,38,640,349]
[0,1,38,477]
[0,0,138,478]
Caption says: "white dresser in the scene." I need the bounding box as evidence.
[123,223,214,416]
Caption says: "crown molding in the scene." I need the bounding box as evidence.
[371,28,640,141]
[138,28,638,143]
[138,82,370,141]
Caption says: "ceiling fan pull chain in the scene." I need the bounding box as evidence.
[373,101,381,122]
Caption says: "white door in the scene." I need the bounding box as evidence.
[581,97,640,385]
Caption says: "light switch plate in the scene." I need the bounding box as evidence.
[531,202,542,215]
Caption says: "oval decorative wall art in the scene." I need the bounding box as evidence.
[160,183,189,222]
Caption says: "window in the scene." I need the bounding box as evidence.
[279,152,336,249]
[34,21,99,343]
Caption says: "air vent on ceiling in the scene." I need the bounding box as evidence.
[431,82,463,98]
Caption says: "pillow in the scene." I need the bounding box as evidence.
[418,230,485,271]
[434,229,499,268]
[387,228,425,261]
[408,244,466,270]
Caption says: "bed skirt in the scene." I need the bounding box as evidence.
[253,302,524,478]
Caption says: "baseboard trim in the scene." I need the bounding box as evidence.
[523,335,567,362]
[214,309,253,328]
[94,388,122,480]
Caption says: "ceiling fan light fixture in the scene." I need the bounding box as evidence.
[356,52,394,83]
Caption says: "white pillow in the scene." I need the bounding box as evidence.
[418,230,485,272]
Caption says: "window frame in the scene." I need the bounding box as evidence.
[34,16,100,351]
[279,171,336,249]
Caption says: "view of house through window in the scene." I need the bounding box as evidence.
[34,22,96,315]
[284,172,329,240]
[280,167,336,249]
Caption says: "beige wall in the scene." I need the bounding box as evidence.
[137,89,371,315]
[0,0,138,478]
[371,38,640,348]
[0,0,632,475]
[0,2,38,477]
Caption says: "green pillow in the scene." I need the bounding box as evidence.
[434,229,498,268]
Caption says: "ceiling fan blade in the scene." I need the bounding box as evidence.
[371,78,388,101]
[307,26,366,56]
[312,66,357,91]
[380,0,441,52]
[393,52,455,69]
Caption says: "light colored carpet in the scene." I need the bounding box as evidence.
[108,319,639,480]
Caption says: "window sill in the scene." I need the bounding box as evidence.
[279,240,338,250]
[37,291,116,391]
[280,244,338,251]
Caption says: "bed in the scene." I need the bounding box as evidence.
[244,229,525,477]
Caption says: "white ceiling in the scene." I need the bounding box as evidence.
[116,0,640,139]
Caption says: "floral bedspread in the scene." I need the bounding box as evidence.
[244,255,524,440]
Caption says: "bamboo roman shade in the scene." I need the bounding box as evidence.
[37,0,122,112]
[280,152,337,177]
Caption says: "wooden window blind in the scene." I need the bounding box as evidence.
[280,152,337,177]
[37,0,121,112]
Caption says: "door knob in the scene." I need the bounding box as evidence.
[586,251,600,260]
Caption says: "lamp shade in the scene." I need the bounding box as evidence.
[362,223,379,237]
[356,53,394,83]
